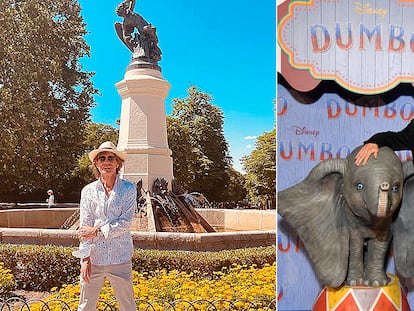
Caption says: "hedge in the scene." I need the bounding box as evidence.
[0,245,276,291]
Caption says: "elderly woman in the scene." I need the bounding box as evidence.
[72,141,137,311]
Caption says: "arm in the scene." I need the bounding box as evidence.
[100,182,137,239]
[355,120,414,166]
[365,119,414,150]
[73,186,96,259]
[80,257,91,283]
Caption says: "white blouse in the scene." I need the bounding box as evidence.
[72,176,137,265]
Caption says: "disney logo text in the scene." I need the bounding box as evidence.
[291,126,320,138]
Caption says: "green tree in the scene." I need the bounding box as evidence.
[167,86,232,201]
[82,123,120,151]
[166,116,195,189]
[241,129,276,207]
[0,0,97,201]
[225,167,247,202]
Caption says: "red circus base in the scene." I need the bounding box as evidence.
[312,274,411,311]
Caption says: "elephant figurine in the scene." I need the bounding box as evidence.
[278,146,414,288]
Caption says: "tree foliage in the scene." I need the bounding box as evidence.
[0,0,97,201]
[241,129,276,206]
[82,123,119,150]
[167,86,234,202]
[225,167,247,202]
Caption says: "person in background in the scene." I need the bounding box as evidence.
[355,119,414,166]
[72,141,137,311]
[46,189,55,208]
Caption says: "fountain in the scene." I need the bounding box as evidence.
[61,178,215,233]
[0,1,276,251]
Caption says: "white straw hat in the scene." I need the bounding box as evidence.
[88,141,126,162]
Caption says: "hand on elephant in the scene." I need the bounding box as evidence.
[354,143,379,166]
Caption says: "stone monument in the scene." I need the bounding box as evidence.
[111,0,214,233]
[114,0,173,191]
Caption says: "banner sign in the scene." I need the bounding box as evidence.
[278,0,414,94]
[277,83,414,310]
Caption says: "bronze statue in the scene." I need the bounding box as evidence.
[115,0,161,62]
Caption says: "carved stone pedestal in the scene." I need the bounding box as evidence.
[116,61,173,191]
[312,274,410,311]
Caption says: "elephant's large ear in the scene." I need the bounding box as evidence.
[393,160,414,277]
[278,158,349,288]
[402,160,414,180]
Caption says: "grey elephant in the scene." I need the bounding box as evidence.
[278,146,414,288]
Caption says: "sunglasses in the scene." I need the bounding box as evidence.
[97,155,117,162]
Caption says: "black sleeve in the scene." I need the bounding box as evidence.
[364,120,414,151]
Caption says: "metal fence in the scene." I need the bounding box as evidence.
[1,297,277,310]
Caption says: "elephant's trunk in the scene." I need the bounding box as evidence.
[377,182,390,217]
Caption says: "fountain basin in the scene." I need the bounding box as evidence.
[0,228,275,251]
[196,209,276,231]
[0,206,77,228]
[0,207,276,251]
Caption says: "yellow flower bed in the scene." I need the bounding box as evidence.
[0,262,14,297]
[28,263,276,311]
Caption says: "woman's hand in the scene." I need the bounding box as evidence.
[355,143,379,166]
[77,225,98,241]
[80,257,91,283]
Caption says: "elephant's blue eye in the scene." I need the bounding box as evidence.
[356,183,364,190]
[392,185,399,192]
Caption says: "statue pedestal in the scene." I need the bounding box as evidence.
[312,274,410,311]
[115,64,173,192]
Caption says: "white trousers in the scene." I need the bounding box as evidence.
[77,261,136,311]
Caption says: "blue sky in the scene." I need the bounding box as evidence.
[78,0,275,172]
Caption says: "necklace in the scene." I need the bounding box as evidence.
[103,185,112,194]
[100,178,115,196]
